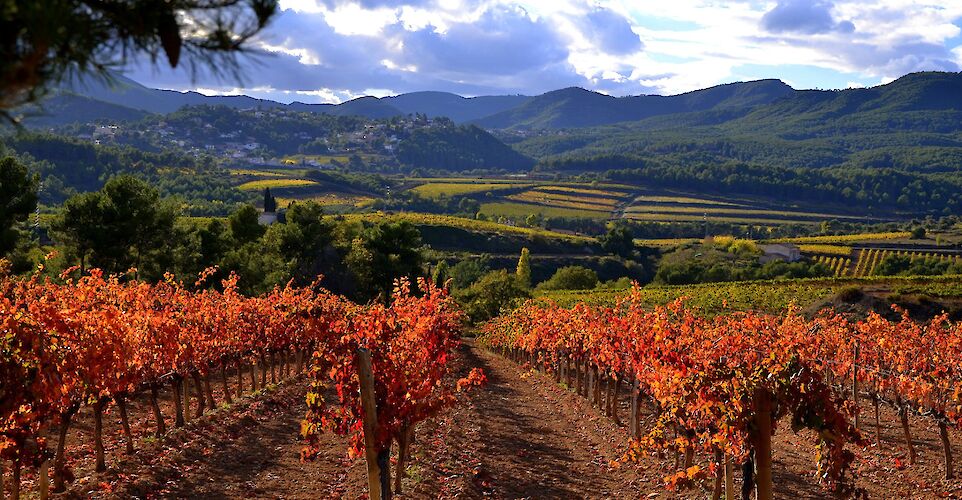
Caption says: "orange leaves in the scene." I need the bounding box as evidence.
[479,297,875,494]
[2,267,349,471]
[302,278,468,459]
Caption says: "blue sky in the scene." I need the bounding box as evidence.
[127,0,962,102]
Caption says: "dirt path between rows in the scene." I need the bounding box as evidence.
[65,339,962,499]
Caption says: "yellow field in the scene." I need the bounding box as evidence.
[228,169,287,177]
[339,212,593,243]
[410,182,527,199]
[237,179,318,191]
[634,238,700,247]
[535,185,630,198]
[624,212,817,225]
[507,191,619,211]
[275,194,373,208]
[798,244,853,256]
[625,204,859,220]
[769,232,912,244]
[480,202,609,219]
[631,195,741,206]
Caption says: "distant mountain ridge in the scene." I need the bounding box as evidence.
[26,71,962,140]
[39,74,796,128]
[471,79,794,129]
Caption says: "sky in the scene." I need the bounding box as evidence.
[126,0,962,103]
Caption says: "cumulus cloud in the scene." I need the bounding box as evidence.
[575,8,644,55]
[761,0,855,34]
[123,0,962,102]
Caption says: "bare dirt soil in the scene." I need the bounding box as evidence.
[27,340,962,499]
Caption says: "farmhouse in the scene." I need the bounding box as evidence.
[759,243,801,263]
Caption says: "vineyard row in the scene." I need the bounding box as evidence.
[2,269,479,499]
[479,289,962,498]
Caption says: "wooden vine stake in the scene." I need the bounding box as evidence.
[852,343,859,431]
[753,389,773,500]
[939,420,953,480]
[724,454,735,500]
[357,348,391,500]
[39,460,49,500]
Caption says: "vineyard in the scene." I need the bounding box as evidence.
[0,268,482,499]
[479,289,962,498]
[801,245,962,278]
[7,265,962,498]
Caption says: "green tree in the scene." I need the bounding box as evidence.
[263,187,277,213]
[51,192,103,272]
[51,175,177,275]
[265,201,334,283]
[432,260,450,287]
[455,270,530,324]
[599,222,635,258]
[449,255,490,290]
[911,226,927,239]
[515,247,531,288]
[1,0,278,113]
[229,204,265,244]
[0,156,39,255]
[536,265,599,291]
[345,221,423,302]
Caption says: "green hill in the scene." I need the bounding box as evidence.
[472,79,794,129]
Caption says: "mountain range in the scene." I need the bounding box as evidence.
[29,71,962,135]
[29,73,801,128]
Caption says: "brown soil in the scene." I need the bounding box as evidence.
[13,341,962,499]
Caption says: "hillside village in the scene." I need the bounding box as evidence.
[68,107,448,167]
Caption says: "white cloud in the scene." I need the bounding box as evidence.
[128,0,962,102]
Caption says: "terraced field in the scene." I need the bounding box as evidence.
[479,201,610,220]
[623,192,868,225]
[275,194,373,210]
[410,181,530,199]
[769,232,912,244]
[340,212,593,243]
[237,178,319,191]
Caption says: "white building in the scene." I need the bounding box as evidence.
[760,244,801,263]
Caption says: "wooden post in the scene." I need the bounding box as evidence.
[115,396,135,454]
[203,375,216,408]
[53,410,73,492]
[394,425,413,494]
[172,377,185,427]
[874,393,881,447]
[741,452,754,500]
[575,360,583,395]
[592,365,601,406]
[236,361,244,397]
[221,365,233,405]
[10,461,18,500]
[93,398,107,472]
[753,390,773,500]
[357,348,390,500]
[712,449,723,500]
[191,372,206,418]
[259,354,268,387]
[1,460,6,500]
[38,460,49,500]
[150,386,166,437]
[611,376,620,425]
[897,395,916,464]
[852,343,860,431]
[630,377,640,438]
[724,453,735,500]
[939,420,954,479]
